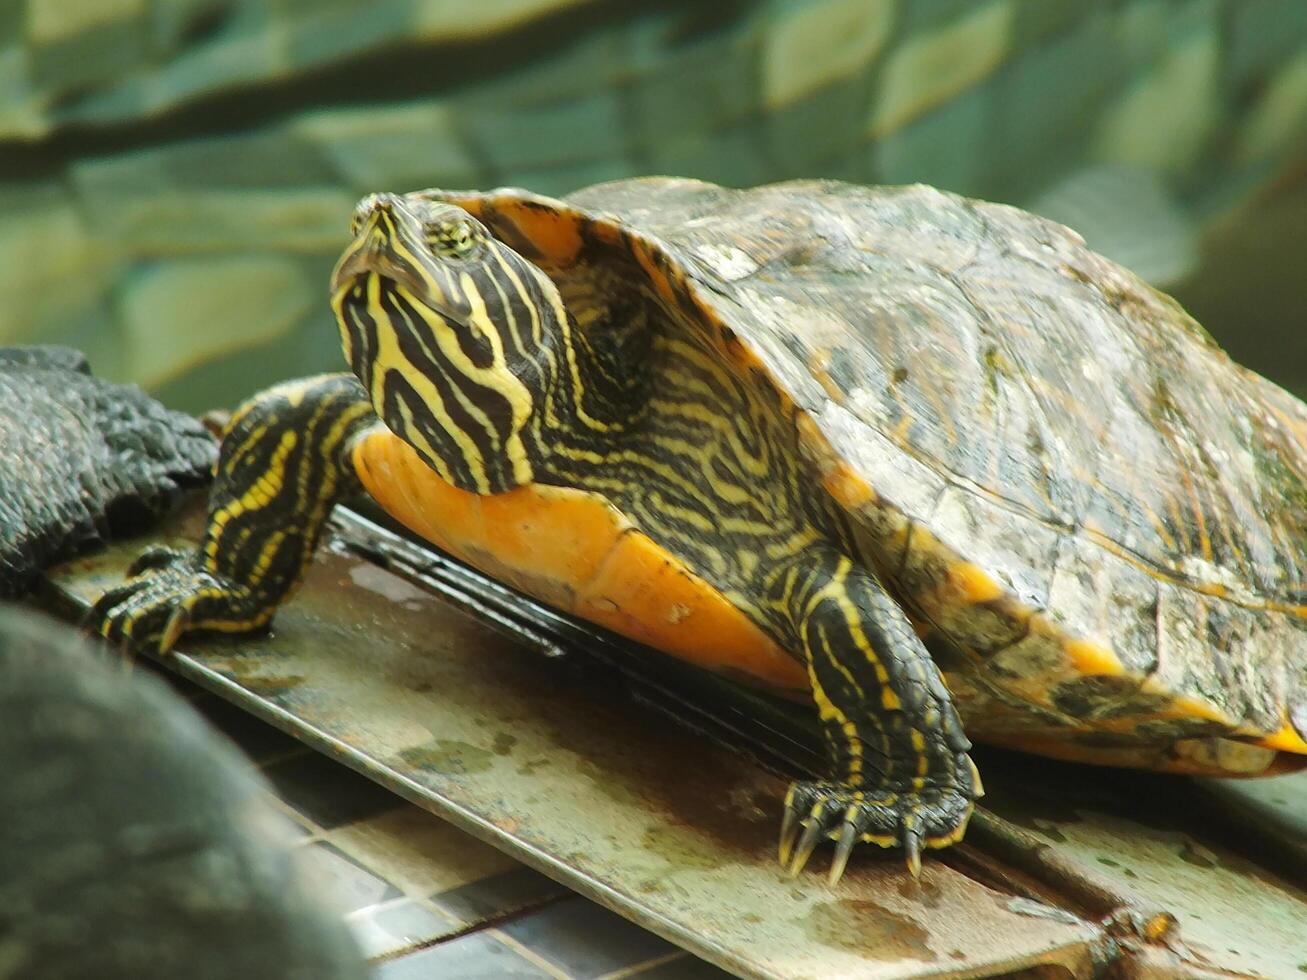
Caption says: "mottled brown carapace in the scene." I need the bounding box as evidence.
[432,179,1307,775]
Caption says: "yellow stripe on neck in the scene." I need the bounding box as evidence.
[366,273,478,488]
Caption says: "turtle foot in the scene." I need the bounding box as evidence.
[86,547,269,655]
[779,759,978,883]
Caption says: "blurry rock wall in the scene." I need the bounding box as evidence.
[1,0,1305,409]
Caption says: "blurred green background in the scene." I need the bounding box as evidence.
[2,0,1306,411]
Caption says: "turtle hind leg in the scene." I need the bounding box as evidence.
[772,547,980,881]
[89,374,378,653]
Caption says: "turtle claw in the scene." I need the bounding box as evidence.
[82,580,147,638]
[787,815,826,878]
[778,791,801,866]
[902,820,924,879]
[159,603,194,655]
[828,820,858,885]
[86,547,263,655]
[127,545,188,577]
[779,763,977,882]
[967,756,986,800]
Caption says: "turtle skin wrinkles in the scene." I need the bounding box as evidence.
[0,346,216,597]
[558,178,1307,754]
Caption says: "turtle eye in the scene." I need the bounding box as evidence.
[426,218,483,259]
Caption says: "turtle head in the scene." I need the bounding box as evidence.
[330,192,571,494]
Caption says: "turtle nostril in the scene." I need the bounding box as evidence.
[351,194,402,235]
[369,192,406,215]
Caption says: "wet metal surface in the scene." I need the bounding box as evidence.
[158,663,705,976]
[41,498,1307,979]
[1200,772,1307,872]
[970,755,1307,979]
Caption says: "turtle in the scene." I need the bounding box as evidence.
[89,177,1307,881]
[0,345,215,598]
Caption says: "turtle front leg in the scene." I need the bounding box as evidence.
[89,375,379,652]
[773,547,980,882]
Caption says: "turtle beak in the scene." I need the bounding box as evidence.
[330,194,430,298]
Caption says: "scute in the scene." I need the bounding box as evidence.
[430,178,1307,764]
[564,178,1307,601]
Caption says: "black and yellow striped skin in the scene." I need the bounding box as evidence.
[88,375,377,651]
[326,193,978,876]
[92,176,1307,881]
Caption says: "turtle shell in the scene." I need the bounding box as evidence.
[436,178,1307,773]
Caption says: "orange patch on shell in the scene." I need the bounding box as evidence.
[442,192,585,264]
[1125,681,1238,728]
[504,204,583,263]
[588,220,624,247]
[1063,637,1126,676]
[720,329,769,373]
[822,461,876,508]
[629,238,678,308]
[451,198,486,219]
[945,561,1004,605]
[1256,722,1307,755]
[353,430,808,693]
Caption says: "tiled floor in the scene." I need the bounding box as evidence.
[170,669,733,978]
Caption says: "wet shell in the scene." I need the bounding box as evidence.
[452,177,1307,772]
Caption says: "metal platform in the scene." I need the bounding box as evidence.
[39,498,1307,979]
